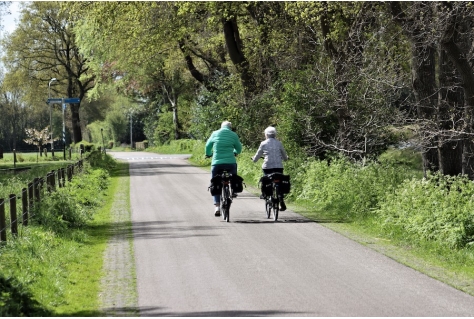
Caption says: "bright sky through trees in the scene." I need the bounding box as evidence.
[1,1,21,36]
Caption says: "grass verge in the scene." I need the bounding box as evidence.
[0,158,131,316]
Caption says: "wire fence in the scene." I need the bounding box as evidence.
[0,159,84,242]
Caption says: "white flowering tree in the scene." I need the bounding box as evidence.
[24,126,57,158]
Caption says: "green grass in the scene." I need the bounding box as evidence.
[54,160,131,316]
[1,151,82,166]
[0,156,131,316]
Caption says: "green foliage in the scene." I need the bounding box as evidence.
[289,156,415,219]
[152,112,175,145]
[35,164,109,234]
[189,75,244,141]
[0,124,119,317]
[0,269,53,316]
[377,174,474,249]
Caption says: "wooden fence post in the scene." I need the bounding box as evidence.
[9,194,17,237]
[22,188,28,226]
[13,149,17,168]
[39,177,44,198]
[58,168,64,187]
[0,198,6,242]
[34,178,40,203]
[28,182,34,214]
[50,170,56,191]
[46,173,51,193]
[61,168,65,187]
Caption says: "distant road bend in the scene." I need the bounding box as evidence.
[109,151,474,317]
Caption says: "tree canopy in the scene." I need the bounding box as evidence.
[2,1,474,177]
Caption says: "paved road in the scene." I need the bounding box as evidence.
[110,151,474,316]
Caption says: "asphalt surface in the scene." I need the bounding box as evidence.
[109,151,474,317]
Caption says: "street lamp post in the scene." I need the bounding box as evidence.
[48,78,57,155]
[129,111,133,150]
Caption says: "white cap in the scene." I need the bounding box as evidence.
[264,126,276,135]
[221,121,232,128]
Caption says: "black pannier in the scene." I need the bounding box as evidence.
[231,174,245,193]
[259,175,273,197]
[266,173,291,195]
[208,175,222,196]
[279,174,291,194]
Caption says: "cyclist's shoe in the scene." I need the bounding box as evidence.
[259,194,266,199]
[280,201,287,211]
[232,192,238,198]
[214,206,221,217]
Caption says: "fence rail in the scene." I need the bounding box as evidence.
[0,159,83,243]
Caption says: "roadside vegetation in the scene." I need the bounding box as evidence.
[0,151,122,316]
[153,139,474,296]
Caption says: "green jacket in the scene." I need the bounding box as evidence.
[205,127,242,165]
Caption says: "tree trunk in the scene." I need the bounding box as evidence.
[70,103,82,143]
[412,44,439,175]
[222,16,255,99]
[440,6,474,178]
[437,49,463,176]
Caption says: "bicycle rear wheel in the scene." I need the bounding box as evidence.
[273,201,279,221]
[222,186,231,222]
[265,200,271,219]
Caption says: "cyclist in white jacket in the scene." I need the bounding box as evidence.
[252,126,289,210]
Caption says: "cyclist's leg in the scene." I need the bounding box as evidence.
[211,165,221,216]
[231,163,238,197]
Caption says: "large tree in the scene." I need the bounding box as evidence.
[390,2,474,178]
[2,1,94,143]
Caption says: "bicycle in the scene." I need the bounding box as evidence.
[217,169,233,222]
[206,155,236,222]
[261,172,284,222]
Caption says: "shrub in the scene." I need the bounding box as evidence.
[293,156,418,220]
[35,164,109,234]
[376,174,474,249]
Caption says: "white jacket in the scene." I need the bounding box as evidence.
[252,138,288,169]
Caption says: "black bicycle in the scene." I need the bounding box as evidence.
[218,169,233,222]
[206,155,235,222]
[262,172,284,221]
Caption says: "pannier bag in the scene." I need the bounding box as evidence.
[208,175,222,196]
[266,173,291,195]
[231,174,245,193]
[280,174,291,194]
[259,175,273,197]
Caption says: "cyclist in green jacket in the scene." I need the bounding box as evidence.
[205,121,242,216]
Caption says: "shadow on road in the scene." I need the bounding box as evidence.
[129,162,208,176]
[131,306,307,317]
[131,220,223,240]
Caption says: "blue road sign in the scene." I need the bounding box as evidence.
[64,98,80,104]
[47,98,63,104]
